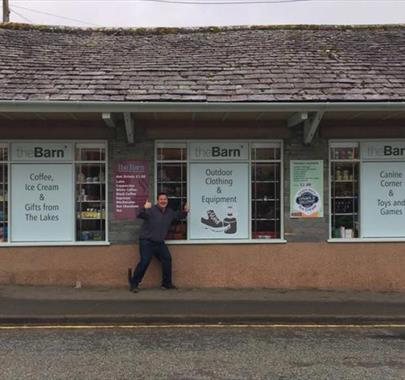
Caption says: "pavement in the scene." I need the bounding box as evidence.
[0,285,405,325]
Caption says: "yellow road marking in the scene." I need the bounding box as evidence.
[0,323,405,330]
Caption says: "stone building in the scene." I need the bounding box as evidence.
[0,24,405,290]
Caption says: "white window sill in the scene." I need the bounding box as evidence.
[0,241,111,247]
[166,239,287,245]
[328,238,405,243]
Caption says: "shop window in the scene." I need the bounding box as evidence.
[0,141,107,245]
[251,144,282,239]
[330,140,405,240]
[330,143,360,239]
[156,144,187,240]
[0,144,8,243]
[76,143,107,242]
[156,141,283,242]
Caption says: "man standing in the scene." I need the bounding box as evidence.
[128,192,189,293]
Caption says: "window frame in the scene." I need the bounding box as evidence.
[155,140,285,244]
[0,140,109,247]
[329,139,405,243]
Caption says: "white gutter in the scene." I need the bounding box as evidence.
[0,101,405,113]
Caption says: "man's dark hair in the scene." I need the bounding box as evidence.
[157,192,168,199]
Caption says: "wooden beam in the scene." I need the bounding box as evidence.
[287,112,308,128]
[123,112,135,144]
[102,112,117,128]
[255,112,264,121]
[304,111,324,145]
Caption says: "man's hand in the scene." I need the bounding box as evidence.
[144,200,152,209]
[184,202,189,212]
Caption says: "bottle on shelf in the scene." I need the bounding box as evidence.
[77,172,85,182]
[335,166,342,181]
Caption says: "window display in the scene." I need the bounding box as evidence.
[156,141,283,242]
[251,145,281,239]
[0,145,8,243]
[330,140,405,240]
[0,141,107,245]
[75,144,107,242]
[156,144,187,240]
[330,143,360,239]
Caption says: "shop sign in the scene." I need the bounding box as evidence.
[189,142,249,161]
[10,164,74,242]
[361,141,405,161]
[361,162,405,238]
[112,160,148,220]
[11,142,73,161]
[290,160,323,218]
[189,163,249,239]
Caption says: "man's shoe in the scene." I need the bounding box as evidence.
[130,285,139,293]
[160,284,177,290]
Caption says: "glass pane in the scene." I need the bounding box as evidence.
[251,221,280,239]
[330,160,359,239]
[76,157,106,242]
[157,163,186,182]
[0,160,8,243]
[157,148,185,161]
[251,161,281,239]
[76,147,106,161]
[166,220,187,240]
[252,147,280,160]
[252,182,280,200]
[157,160,188,241]
[0,147,8,161]
[331,147,359,160]
[76,163,105,183]
[252,163,280,182]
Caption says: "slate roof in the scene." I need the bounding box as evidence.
[1,24,405,102]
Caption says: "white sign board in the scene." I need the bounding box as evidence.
[189,163,249,239]
[361,141,405,161]
[361,162,405,238]
[189,142,249,161]
[11,164,74,242]
[11,142,73,161]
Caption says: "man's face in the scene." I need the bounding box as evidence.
[157,194,168,209]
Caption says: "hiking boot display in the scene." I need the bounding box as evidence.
[201,209,224,228]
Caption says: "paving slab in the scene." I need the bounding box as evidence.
[1,286,404,325]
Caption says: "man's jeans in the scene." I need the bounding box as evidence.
[131,239,172,287]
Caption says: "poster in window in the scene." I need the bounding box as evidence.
[189,163,249,239]
[112,160,148,220]
[361,162,405,238]
[11,163,74,242]
[290,160,323,218]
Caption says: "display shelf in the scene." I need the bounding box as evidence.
[76,182,105,185]
[252,218,280,221]
[76,200,104,203]
[157,147,187,241]
[78,217,106,220]
[251,155,281,240]
[252,198,279,201]
[0,159,8,243]
[253,180,280,184]
[158,181,187,184]
[75,147,106,242]
[330,146,359,239]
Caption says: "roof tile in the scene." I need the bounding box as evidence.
[0,24,405,102]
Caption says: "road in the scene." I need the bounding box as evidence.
[0,325,404,379]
